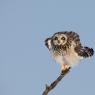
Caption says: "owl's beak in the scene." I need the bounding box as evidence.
[57,40,60,44]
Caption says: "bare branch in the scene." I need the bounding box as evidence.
[42,67,71,95]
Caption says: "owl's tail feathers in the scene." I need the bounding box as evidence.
[75,46,94,58]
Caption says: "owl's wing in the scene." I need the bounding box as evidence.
[75,46,94,58]
[65,31,81,46]
[45,38,52,50]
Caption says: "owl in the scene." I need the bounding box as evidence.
[45,31,94,71]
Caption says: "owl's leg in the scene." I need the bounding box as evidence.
[61,64,70,72]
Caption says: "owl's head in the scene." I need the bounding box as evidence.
[52,32,67,46]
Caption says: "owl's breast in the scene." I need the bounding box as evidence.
[64,46,84,67]
[64,52,82,67]
[52,46,83,67]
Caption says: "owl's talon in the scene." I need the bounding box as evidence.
[61,64,70,71]
[61,66,71,74]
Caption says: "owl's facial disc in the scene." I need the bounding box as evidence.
[52,34,67,46]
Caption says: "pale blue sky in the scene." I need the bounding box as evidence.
[0,0,95,95]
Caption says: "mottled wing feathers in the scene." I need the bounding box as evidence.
[45,38,52,50]
[75,46,94,58]
[65,31,81,46]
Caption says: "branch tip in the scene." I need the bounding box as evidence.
[42,68,71,95]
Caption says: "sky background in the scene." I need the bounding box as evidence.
[0,0,95,95]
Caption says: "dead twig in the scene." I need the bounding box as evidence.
[42,67,71,95]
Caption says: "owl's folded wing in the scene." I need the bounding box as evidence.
[66,31,81,46]
[45,38,52,50]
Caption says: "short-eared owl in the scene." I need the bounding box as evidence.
[45,31,94,71]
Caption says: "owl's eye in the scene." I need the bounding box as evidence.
[54,37,58,40]
[61,37,65,40]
